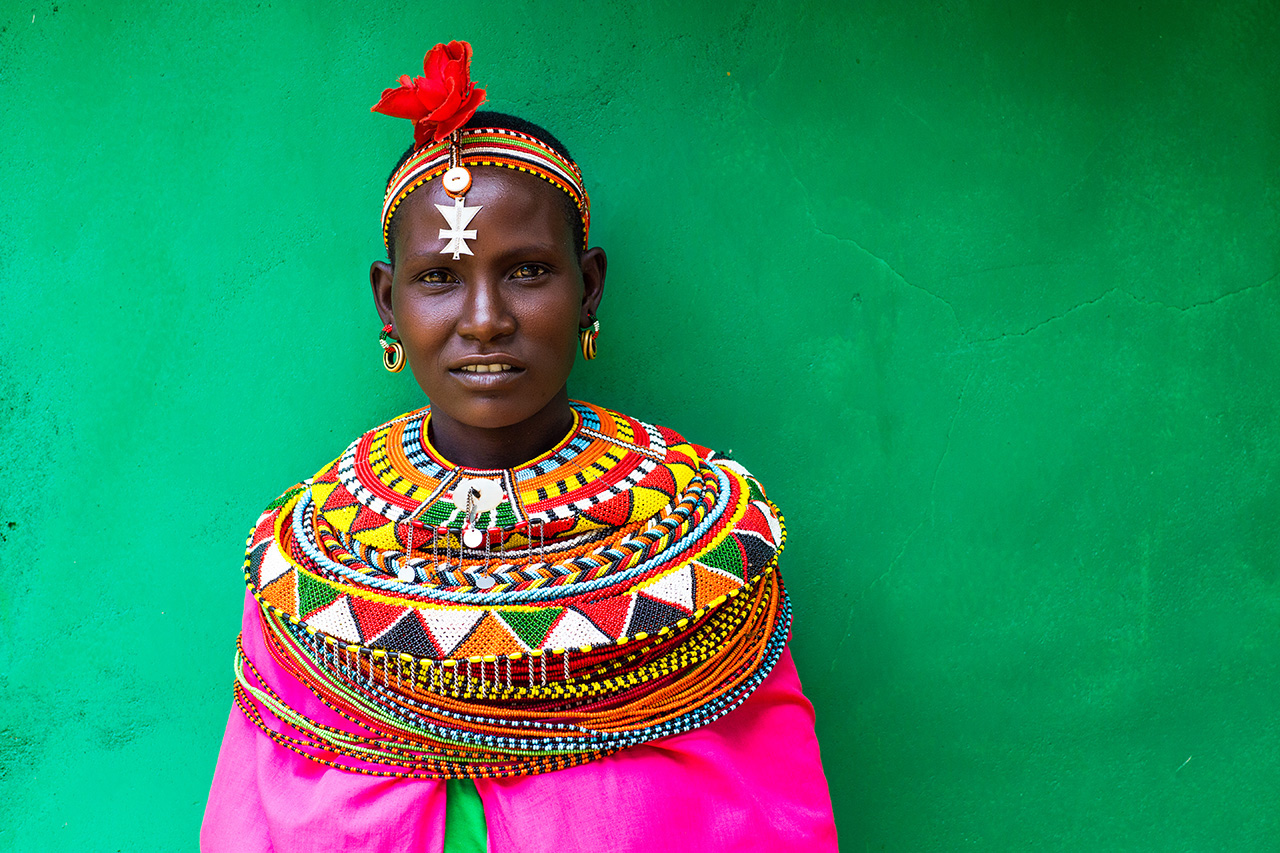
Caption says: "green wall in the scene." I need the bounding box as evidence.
[2,1,1277,849]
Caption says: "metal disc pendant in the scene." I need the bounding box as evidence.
[462,527,483,549]
[454,477,504,512]
[396,564,415,582]
[442,166,472,198]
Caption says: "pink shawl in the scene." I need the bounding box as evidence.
[202,593,839,852]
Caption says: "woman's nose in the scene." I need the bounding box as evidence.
[456,279,516,343]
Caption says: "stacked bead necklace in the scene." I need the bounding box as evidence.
[234,402,790,778]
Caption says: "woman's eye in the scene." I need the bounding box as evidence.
[419,269,456,284]
[512,264,547,279]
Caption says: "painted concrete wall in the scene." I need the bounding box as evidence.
[2,1,1277,849]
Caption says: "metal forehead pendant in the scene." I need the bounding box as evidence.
[438,164,480,260]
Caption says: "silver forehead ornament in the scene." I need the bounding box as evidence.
[438,133,480,260]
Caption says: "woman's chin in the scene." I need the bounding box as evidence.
[429,397,551,434]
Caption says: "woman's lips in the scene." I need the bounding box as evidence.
[449,362,526,386]
[449,353,526,370]
[456,363,517,374]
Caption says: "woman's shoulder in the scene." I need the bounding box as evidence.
[555,399,776,518]
[567,398,771,484]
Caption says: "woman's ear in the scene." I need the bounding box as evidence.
[370,261,395,330]
[579,247,607,325]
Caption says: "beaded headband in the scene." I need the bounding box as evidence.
[380,127,590,252]
[373,41,590,254]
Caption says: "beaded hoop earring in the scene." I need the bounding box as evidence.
[380,324,406,373]
[579,318,600,360]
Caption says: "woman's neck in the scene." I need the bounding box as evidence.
[426,388,575,470]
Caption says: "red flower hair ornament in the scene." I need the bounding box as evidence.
[371,40,486,148]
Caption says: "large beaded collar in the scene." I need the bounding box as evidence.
[235,401,791,777]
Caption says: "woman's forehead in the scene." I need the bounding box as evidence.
[395,166,572,248]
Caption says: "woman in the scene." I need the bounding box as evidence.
[202,41,838,853]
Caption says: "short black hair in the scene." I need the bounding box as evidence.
[383,110,585,264]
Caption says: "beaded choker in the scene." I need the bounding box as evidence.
[234,402,790,778]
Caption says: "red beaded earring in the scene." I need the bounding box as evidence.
[379,324,405,372]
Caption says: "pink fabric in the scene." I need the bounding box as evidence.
[202,593,838,852]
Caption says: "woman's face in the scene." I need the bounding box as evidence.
[371,166,605,434]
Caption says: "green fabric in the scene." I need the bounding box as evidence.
[443,779,488,853]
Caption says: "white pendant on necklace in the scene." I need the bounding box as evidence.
[454,477,504,551]
[455,477,504,513]
[437,196,481,260]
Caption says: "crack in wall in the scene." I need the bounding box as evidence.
[821,266,1276,674]
[762,126,963,328]
[965,270,1277,345]
[967,286,1123,344]
[926,365,977,525]
[809,223,1276,343]
[1126,270,1278,312]
[894,97,937,135]
[746,85,1275,345]
[1053,126,1120,203]
[812,222,962,326]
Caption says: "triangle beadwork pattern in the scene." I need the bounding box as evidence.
[418,608,485,656]
[261,569,298,613]
[634,464,677,499]
[734,531,777,575]
[257,542,292,588]
[309,480,340,512]
[637,565,694,613]
[350,596,411,644]
[498,608,563,649]
[246,541,269,588]
[629,485,672,520]
[578,490,633,527]
[296,571,340,618]
[323,504,360,535]
[696,533,748,581]
[320,482,359,512]
[543,608,611,649]
[251,510,276,547]
[736,500,776,542]
[371,611,440,658]
[308,596,362,644]
[692,562,743,610]
[354,520,400,551]
[454,614,525,658]
[349,505,389,534]
[574,597,634,639]
[627,595,691,636]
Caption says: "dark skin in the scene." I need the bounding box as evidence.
[371,166,606,470]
